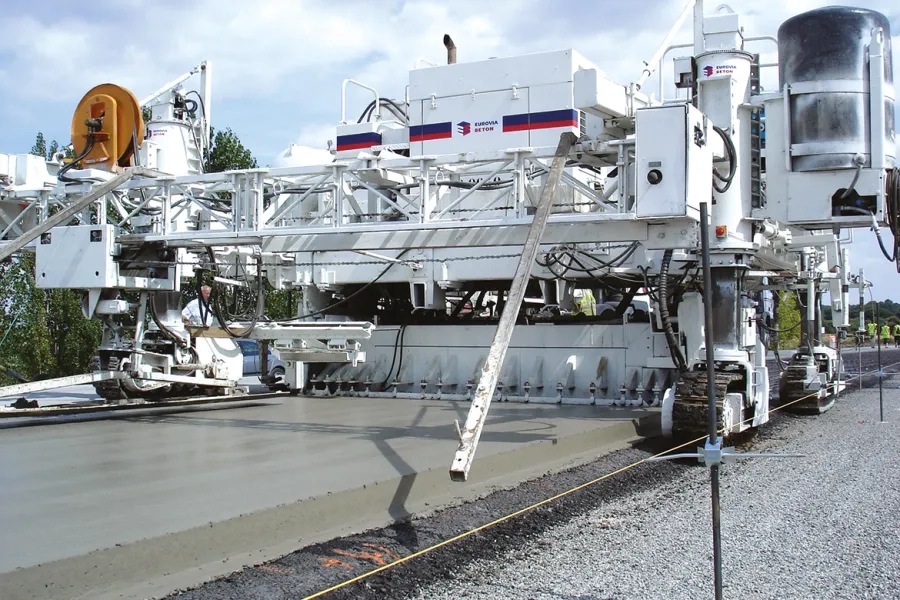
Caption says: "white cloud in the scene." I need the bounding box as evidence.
[293,123,337,152]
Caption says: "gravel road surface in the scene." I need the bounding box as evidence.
[404,382,900,599]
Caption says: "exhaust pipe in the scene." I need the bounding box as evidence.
[443,34,457,64]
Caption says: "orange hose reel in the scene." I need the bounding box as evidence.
[70,83,144,171]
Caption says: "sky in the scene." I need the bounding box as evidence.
[0,0,898,299]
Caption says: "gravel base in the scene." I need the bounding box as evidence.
[404,382,900,600]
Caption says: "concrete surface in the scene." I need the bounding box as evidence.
[0,393,652,600]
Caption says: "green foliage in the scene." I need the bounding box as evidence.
[823,300,900,334]
[46,289,102,376]
[0,134,103,383]
[30,133,47,158]
[30,131,74,162]
[0,255,54,383]
[774,291,802,350]
[204,127,258,173]
[142,106,152,123]
[0,256,101,383]
[265,287,297,321]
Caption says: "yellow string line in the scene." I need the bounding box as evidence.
[301,357,900,599]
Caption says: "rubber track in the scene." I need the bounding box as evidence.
[672,369,743,437]
[89,355,129,401]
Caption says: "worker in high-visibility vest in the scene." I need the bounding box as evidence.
[868,321,877,347]
[893,323,900,348]
[881,324,891,346]
[573,289,596,316]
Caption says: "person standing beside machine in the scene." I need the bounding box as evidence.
[182,285,214,327]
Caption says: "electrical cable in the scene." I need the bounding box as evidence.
[886,167,900,270]
[379,324,408,389]
[275,249,412,323]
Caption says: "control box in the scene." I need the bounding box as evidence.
[634,104,712,220]
[35,224,119,289]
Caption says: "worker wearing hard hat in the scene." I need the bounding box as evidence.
[573,289,596,316]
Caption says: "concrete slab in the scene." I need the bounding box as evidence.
[0,394,654,600]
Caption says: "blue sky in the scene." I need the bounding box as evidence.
[1,0,898,299]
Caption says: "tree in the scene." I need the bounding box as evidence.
[0,133,103,383]
[30,131,73,162]
[0,255,54,382]
[775,291,802,349]
[204,127,258,173]
[31,133,47,159]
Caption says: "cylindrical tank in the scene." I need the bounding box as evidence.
[778,6,894,172]
[144,121,197,176]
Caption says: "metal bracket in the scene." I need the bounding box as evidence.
[646,438,804,468]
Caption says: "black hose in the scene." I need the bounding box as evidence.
[205,247,265,338]
[357,98,409,124]
[887,167,900,271]
[711,125,737,194]
[57,135,97,183]
[379,324,408,389]
[658,249,688,372]
[840,205,897,263]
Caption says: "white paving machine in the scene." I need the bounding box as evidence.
[0,2,895,480]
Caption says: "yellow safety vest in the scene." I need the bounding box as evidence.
[882,325,891,339]
[575,290,596,316]
[893,324,900,336]
[868,322,877,336]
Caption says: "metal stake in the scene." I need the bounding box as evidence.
[877,301,884,422]
[699,202,723,600]
[858,335,862,391]
[836,328,842,398]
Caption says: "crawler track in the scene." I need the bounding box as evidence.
[672,369,744,438]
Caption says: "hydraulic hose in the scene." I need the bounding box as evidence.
[711,125,737,194]
[206,247,266,338]
[658,249,688,372]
